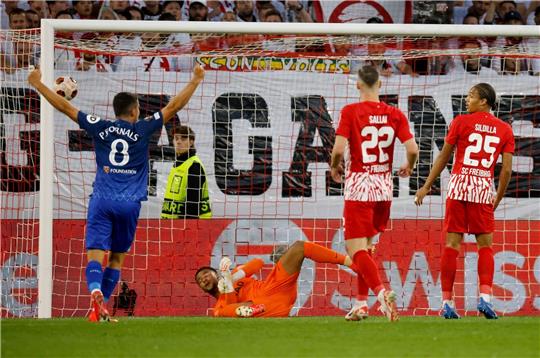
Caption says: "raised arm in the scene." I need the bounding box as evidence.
[27,68,79,123]
[161,64,205,124]
[493,152,513,210]
[232,258,265,282]
[414,142,454,206]
[330,135,347,183]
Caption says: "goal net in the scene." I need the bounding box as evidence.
[1,22,538,318]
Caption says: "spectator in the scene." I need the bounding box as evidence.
[25,9,40,28]
[405,37,452,75]
[257,2,277,22]
[351,35,417,77]
[109,0,130,13]
[53,10,76,71]
[534,5,540,25]
[163,1,182,21]
[463,13,479,24]
[484,0,517,24]
[235,0,257,22]
[207,0,226,21]
[73,0,94,19]
[46,1,70,19]
[261,10,296,52]
[467,1,491,21]
[75,52,112,72]
[495,10,538,75]
[27,1,46,20]
[222,10,237,22]
[189,0,208,21]
[1,1,19,30]
[450,39,497,75]
[262,9,283,22]
[285,0,313,23]
[125,6,144,21]
[142,0,162,20]
[8,8,28,29]
[256,0,286,21]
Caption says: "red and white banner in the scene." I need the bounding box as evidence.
[1,70,538,317]
[1,219,539,317]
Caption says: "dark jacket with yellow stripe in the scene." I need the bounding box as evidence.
[161,150,211,219]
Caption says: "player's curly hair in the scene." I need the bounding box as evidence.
[472,83,496,109]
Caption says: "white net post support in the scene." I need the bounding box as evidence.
[34,20,540,318]
[37,20,55,319]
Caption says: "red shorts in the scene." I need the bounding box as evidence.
[444,199,494,234]
[343,201,391,240]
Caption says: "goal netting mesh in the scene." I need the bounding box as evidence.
[1,28,539,318]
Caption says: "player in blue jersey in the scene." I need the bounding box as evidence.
[28,65,205,322]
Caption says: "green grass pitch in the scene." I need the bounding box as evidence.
[2,316,539,357]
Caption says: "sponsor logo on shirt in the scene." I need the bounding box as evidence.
[103,166,137,175]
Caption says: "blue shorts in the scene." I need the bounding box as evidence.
[85,197,141,253]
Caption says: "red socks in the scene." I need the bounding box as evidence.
[478,247,494,295]
[303,241,346,265]
[352,250,384,295]
[441,247,459,301]
[356,250,372,301]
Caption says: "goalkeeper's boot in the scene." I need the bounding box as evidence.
[377,289,399,322]
[91,290,112,322]
[235,304,266,318]
[345,304,369,321]
[441,301,460,319]
[477,297,498,319]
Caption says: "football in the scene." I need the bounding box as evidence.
[54,76,78,100]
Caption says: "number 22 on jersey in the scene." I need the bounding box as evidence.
[361,126,395,164]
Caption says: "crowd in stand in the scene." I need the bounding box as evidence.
[1,1,539,76]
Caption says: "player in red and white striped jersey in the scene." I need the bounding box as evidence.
[331,65,419,322]
[415,83,514,319]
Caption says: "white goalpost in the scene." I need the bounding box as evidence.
[1,20,537,318]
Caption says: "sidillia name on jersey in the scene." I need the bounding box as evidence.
[98,126,140,141]
[369,115,388,124]
[474,123,497,134]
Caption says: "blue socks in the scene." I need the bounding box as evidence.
[101,267,121,303]
[85,260,103,293]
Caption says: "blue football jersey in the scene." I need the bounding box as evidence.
[78,111,163,202]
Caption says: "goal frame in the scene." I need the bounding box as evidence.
[37,19,540,318]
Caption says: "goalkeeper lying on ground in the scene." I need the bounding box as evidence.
[195,241,355,317]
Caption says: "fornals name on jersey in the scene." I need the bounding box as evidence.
[475,124,497,134]
[98,126,140,141]
[369,115,388,124]
[103,166,137,175]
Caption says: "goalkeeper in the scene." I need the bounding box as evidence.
[195,241,355,317]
